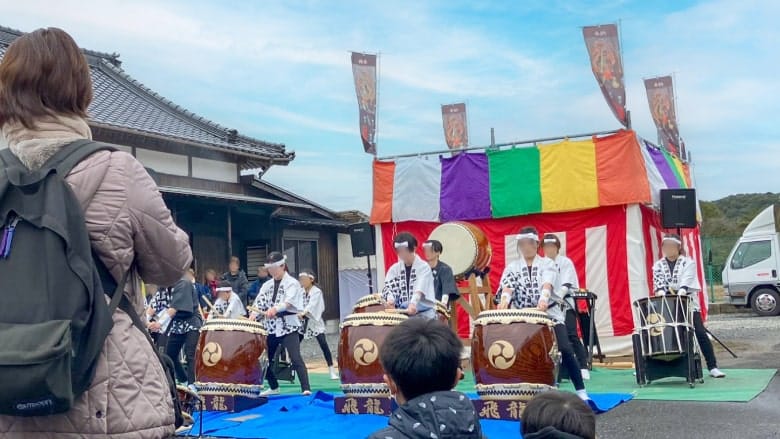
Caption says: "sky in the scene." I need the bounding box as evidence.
[2,0,778,213]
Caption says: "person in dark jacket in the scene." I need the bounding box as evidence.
[423,239,459,303]
[247,265,271,305]
[367,319,484,439]
[521,391,595,439]
[222,256,249,304]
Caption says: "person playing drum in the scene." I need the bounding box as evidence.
[653,234,725,378]
[542,233,590,381]
[249,251,313,396]
[497,226,590,401]
[423,239,459,304]
[381,232,436,319]
[297,269,339,380]
[211,280,246,319]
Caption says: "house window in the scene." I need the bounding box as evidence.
[283,239,318,277]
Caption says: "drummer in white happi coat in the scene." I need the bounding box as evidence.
[653,233,725,378]
[210,280,246,319]
[497,226,589,401]
[381,232,437,319]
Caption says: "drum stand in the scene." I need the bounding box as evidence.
[633,330,704,388]
[571,291,604,368]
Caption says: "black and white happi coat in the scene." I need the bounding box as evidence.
[652,255,702,311]
[300,286,327,339]
[252,272,304,337]
[498,255,564,322]
[148,288,198,335]
[381,254,436,319]
[212,291,246,319]
[550,254,580,309]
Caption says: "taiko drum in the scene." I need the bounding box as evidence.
[352,294,387,313]
[428,221,492,279]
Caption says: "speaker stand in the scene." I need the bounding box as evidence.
[366,255,374,295]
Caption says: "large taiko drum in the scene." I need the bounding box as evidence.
[471,309,558,401]
[352,294,386,313]
[635,295,693,359]
[435,301,451,324]
[428,221,492,279]
[194,318,268,398]
[339,312,408,397]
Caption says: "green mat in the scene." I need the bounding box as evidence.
[280,368,776,403]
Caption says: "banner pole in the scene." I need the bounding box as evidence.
[375,51,381,157]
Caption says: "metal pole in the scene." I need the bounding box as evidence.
[376,129,620,161]
[490,127,495,147]
[366,255,374,294]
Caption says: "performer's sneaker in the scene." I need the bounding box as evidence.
[329,366,339,380]
[709,368,726,378]
[576,389,590,401]
[302,390,312,396]
[260,388,281,397]
[580,369,591,381]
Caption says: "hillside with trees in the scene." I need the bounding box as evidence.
[701,192,779,237]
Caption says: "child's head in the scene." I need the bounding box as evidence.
[298,269,316,288]
[380,318,462,404]
[216,280,233,302]
[521,391,596,439]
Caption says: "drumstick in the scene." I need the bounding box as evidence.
[201,296,214,309]
[384,308,410,315]
[247,305,262,314]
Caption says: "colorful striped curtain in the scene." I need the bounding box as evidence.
[439,153,491,221]
[392,157,441,222]
[539,138,599,213]
[487,147,541,218]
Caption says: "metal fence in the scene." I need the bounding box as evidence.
[701,236,740,302]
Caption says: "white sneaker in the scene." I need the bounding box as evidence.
[329,366,339,380]
[580,369,591,381]
[576,389,590,401]
[260,388,281,397]
[709,368,726,378]
[302,390,312,396]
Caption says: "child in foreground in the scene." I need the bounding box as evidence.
[521,391,596,439]
[367,319,485,439]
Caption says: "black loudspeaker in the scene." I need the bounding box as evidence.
[661,189,697,229]
[349,222,375,257]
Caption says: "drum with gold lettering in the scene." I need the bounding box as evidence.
[352,294,386,313]
[194,318,268,399]
[339,312,408,397]
[471,309,558,401]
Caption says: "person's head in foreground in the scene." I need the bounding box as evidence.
[542,234,561,259]
[393,232,418,266]
[369,318,484,439]
[517,226,541,260]
[216,280,233,302]
[521,391,596,439]
[423,239,443,263]
[661,234,684,260]
[265,251,287,280]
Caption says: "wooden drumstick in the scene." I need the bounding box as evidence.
[384,308,410,315]
[247,305,262,314]
[201,296,214,310]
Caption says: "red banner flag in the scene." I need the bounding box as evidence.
[644,75,680,156]
[351,52,377,155]
[583,24,628,127]
[441,103,468,149]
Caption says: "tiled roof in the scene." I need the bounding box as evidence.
[0,26,293,163]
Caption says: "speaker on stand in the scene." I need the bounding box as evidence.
[349,222,376,294]
[660,189,697,234]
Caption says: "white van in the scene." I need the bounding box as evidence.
[722,205,780,316]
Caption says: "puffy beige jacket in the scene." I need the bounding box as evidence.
[0,118,192,438]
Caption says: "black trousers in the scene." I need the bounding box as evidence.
[564,309,590,369]
[693,311,718,370]
[267,332,311,392]
[166,330,199,384]
[554,323,585,391]
[300,332,334,366]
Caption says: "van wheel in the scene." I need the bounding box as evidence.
[751,289,780,317]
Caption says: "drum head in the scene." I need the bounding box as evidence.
[429,222,478,277]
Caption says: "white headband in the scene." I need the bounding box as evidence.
[543,238,558,244]
[516,233,539,242]
[264,255,288,268]
[422,242,433,248]
[663,237,682,246]
[216,287,232,292]
[394,241,409,249]
[298,272,315,280]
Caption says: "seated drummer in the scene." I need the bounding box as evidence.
[497,226,590,401]
[211,280,246,319]
[653,234,725,379]
[381,232,437,319]
[423,239,459,305]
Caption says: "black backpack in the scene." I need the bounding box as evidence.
[0,140,182,424]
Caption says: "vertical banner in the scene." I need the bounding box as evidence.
[441,103,468,149]
[583,24,628,127]
[351,52,377,155]
[644,75,680,156]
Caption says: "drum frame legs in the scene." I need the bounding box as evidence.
[633,330,703,388]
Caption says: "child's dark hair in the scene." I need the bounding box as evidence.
[424,239,443,254]
[521,391,596,439]
[379,318,461,401]
[519,226,538,236]
[394,232,418,251]
[542,233,561,250]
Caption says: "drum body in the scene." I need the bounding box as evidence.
[352,294,386,313]
[428,221,492,278]
[471,309,558,400]
[194,318,268,398]
[435,301,450,324]
[635,295,693,358]
[339,312,408,397]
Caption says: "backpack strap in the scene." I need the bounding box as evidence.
[42,139,116,177]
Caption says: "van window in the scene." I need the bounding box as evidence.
[730,240,772,269]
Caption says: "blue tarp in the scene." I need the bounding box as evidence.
[180,391,632,438]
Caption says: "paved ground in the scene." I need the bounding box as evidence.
[598,312,780,439]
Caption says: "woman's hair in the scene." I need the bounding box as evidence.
[0,28,92,129]
[521,391,596,439]
[519,226,539,236]
[542,233,561,250]
[299,268,317,280]
[393,232,418,251]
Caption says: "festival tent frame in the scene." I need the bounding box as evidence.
[370,130,705,356]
